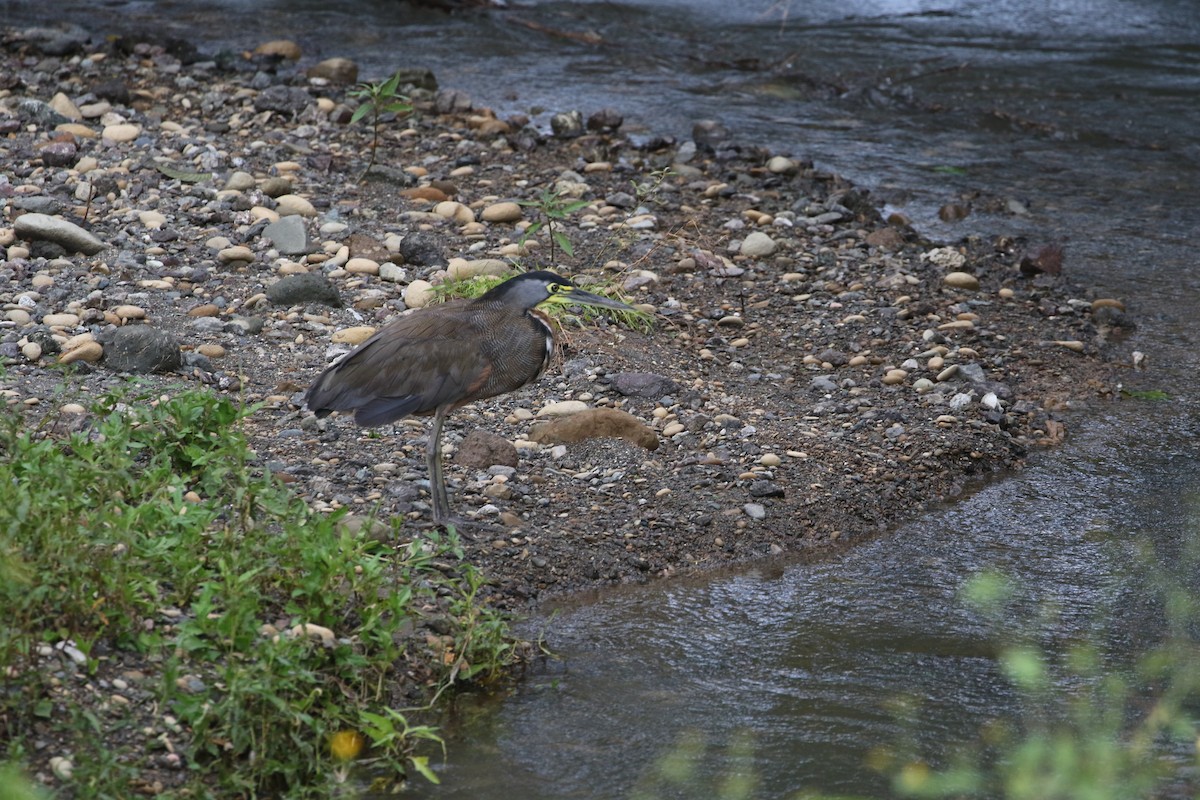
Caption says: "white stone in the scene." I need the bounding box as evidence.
[404,279,436,308]
[537,400,589,417]
[740,231,778,258]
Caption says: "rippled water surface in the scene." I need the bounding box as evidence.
[5,1,1199,796]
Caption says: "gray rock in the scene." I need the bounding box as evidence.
[743,502,767,521]
[692,119,730,153]
[17,99,69,127]
[379,262,406,283]
[550,110,584,139]
[434,88,472,114]
[610,371,679,398]
[262,216,309,255]
[40,141,78,168]
[749,480,785,498]
[13,213,106,255]
[252,85,312,115]
[810,375,839,393]
[101,326,182,373]
[957,363,987,383]
[396,231,446,267]
[13,196,62,215]
[266,273,342,307]
[587,108,624,132]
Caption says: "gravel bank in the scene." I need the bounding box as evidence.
[1,25,1133,613]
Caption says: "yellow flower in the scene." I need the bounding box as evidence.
[329,730,366,762]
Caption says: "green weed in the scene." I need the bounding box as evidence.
[349,70,414,182]
[517,188,592,264]
[0,385,517,797]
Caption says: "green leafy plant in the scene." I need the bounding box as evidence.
[0,385,517,797]
[517,188,592,264]
[348,70,414,181]
[887,568,1200,799]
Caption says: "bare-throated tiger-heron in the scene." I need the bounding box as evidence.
[305,270,634,524]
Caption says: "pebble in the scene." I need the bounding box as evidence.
[275,194,317,217]
[447,258,512,279]
[766,155,797,174]
[102,123,141,142]
[759,453,781,467]
[882,368,909,385]
[943,271,980,290]
[922,247,967,269]
[225,171,256,191]
[218,245,255,264]
[538,400,589,417]
[138,210,166,229]
[936,364,960,382]
[59,341,103,364]
[43,313,81,328]
[49,756,74,780]
[13,213,107,255]
[743,503,766,521]
[740,231,778,258]
[345,257,380,275]
[197,344,226,358]
[332,326,377,345]
[403,279,436,308]
[434,201,476,224]
[21,342,42,361]
[481,201,523,223]
[112,305,147,320]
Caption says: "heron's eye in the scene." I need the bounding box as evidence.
[548,282,565,294]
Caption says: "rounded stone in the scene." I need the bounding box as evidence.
[403,279,436,309]
[538,400,590,417]
[275,194,317,218]
[225,171,256,191]
[332,326,377,345]
[481,202,523,223]
[434,201,476,224]
[101,123,141,142]
[113,305,147,320]
[943,271,980,290]
[42,313,81,328]
[197,344,226,358]
[766,156,797,174]
[759,453,782,467]
[740,231,778,258]
[882,368,909,385]
[218,245,255,264]
[254,39,302,59]
[447,258,512,279]
[59,341,103,364]
[306,57,358,84]
[6,309,32,326]
[21,342,42,361]
[345,257,380,275]
[138,210,166,229]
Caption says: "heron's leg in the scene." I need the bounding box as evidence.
[426,406,452,523]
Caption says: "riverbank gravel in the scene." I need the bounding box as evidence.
[1,26,1134,606]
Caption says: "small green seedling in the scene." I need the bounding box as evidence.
[349,70,414,181]
[517,188,592,264]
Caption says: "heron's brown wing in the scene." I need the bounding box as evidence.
[306,304,491,427]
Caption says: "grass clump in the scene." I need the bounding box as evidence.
[431,271,654,334]
[0,386,517,797]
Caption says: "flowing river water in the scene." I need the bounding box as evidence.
[5,0,1200,795]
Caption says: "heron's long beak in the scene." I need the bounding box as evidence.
[555,286,635,312]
